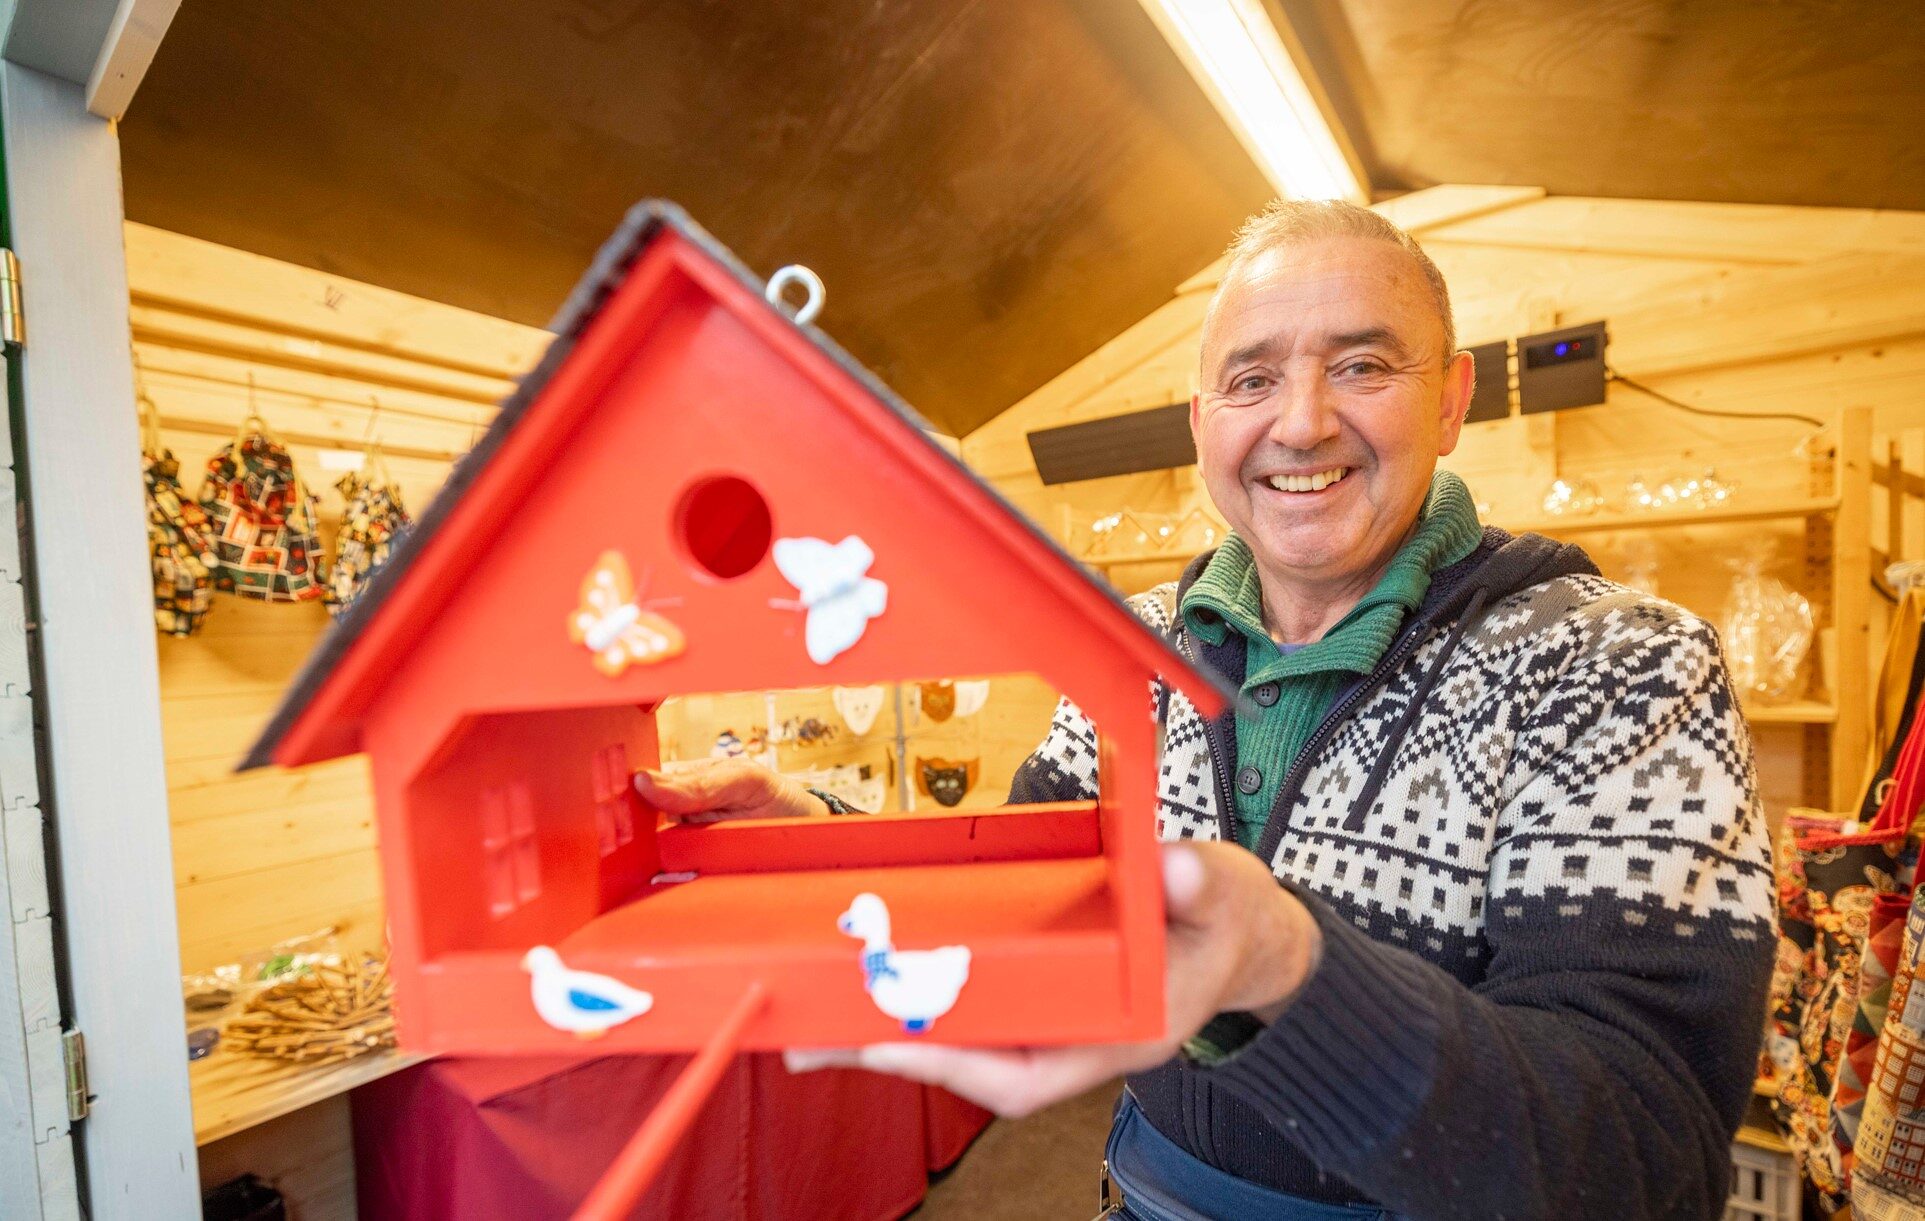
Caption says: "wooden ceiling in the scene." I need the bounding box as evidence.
[1290,0,1925,212]
[118,1,1270,437]
[120,1,1924,436]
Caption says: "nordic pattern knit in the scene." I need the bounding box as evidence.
[1007,528,1776,1221]
[1180,472,1483,849]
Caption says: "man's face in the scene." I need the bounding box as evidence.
[1190,236,1473,591]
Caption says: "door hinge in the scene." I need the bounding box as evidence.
[0,248,22,347]
[62,1029,89,1122]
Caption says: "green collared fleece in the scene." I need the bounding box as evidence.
[1179,471,1483,850]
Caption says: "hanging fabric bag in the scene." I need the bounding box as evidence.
[325,443,410,617]
[1850,884,1925,1215]
[141,398,219,636]
[1768,709,1925,1208]
[198,418,328,603]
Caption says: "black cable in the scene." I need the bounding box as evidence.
[1606,367,1826,429]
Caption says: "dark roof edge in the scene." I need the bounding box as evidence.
[241,201,1233,770]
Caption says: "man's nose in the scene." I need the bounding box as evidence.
[1266,374,1340,451]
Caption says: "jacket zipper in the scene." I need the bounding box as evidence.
[1175,546,1483,858]
[1247,619,1438,864]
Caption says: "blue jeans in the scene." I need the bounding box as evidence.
[1106,1093,1394,1220]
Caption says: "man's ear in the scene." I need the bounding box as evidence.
[1436,350,1475,457]
[1189,392,1204,437]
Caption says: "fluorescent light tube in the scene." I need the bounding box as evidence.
[1137,0,1366,203]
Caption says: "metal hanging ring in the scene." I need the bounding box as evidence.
[765,264,825,326]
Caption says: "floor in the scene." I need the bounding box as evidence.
[911,1081,1119,1220]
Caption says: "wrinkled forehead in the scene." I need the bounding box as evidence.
[1199,238,1443,373]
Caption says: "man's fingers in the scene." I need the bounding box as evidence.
[783,1048,863,1073]
[788,1042,1140,1118]
[634,762,773,816]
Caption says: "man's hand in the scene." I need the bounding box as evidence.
[633,758,830,823]
[784,841,1323,1117]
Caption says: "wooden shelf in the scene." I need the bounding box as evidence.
[1744,700,1837,725]
[1504,495,1839,537]
[190,1041,428,1146]
[1078,494,1841,568]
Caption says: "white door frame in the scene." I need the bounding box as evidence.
[2,1,194,1215]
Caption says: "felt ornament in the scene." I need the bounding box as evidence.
[951,679,991,719]
[833,685,886,735]
[915,756,978,808]
[847,776,887,813]
[918,681,956,723]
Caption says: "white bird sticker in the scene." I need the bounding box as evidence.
[522,946,655,1038]
[836,893,970,1036]
[772,535,888,665]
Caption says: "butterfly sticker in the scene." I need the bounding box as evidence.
[771,535,888,664]
[567,550,685,677]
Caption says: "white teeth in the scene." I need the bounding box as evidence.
[1268,467,1349,493]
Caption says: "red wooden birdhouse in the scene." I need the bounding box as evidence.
[243,201,1230,1062]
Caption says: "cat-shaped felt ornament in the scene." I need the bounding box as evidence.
[832,685,886,735]
[567,550,685,676]
[916,756,979,808]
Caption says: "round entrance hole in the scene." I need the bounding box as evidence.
[674,474,773,580]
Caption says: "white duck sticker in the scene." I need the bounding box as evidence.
[522,946,655,1038]
[836,893,971,1035]
[772,536,888,665]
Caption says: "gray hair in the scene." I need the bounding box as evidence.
[1211,199,1456,364]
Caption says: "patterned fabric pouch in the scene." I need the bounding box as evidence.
[325,455,410,617]
[198,427,328,602]
[1851,887,1925,1217]
[143,445,219,636]
[1768,794,1919,1210]
[1832,891,1915,1200]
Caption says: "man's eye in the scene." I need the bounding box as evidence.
[1335,360,1385,378]
[1232,375,1270,393]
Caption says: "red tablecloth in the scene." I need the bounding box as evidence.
[352,1054,992,1220]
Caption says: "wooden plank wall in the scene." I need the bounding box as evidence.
[126,222,551,977]
[962,187,1925,818]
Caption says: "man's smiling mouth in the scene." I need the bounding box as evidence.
[1264,467,1352,493]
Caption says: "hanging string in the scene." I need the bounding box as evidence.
[132,350,162,455]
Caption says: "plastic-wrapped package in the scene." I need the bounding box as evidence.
[1721,538,1814,704]
[1619,536,1660,597]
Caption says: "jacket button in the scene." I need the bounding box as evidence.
[1237,765,1263,795]
[1251,682,1280,707]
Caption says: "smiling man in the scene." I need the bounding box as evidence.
[653,200,1776,1220]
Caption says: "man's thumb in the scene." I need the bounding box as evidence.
[1160,843,1212,926]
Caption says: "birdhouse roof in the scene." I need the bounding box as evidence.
[241,201,1233,771]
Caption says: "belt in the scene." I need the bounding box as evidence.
[1103,1092,1392,1221]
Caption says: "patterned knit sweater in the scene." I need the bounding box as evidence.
[1008,527,1776,1220]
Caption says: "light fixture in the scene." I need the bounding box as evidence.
[1136,0,1366,203]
